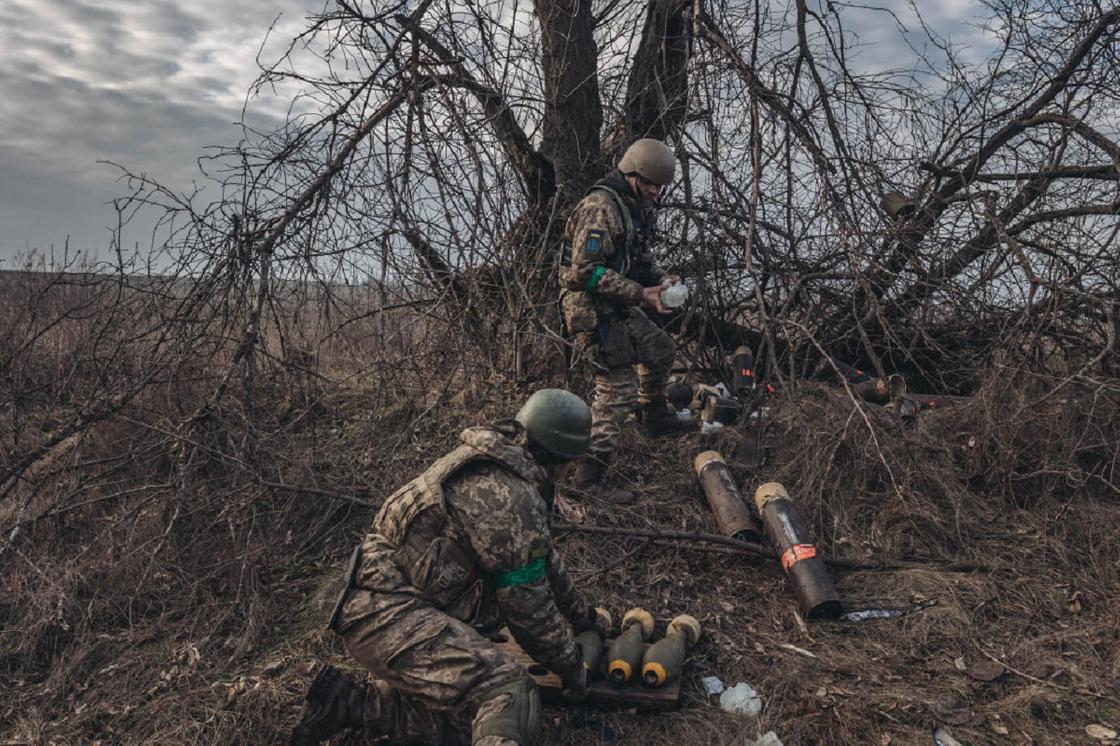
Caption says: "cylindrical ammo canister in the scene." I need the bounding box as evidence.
[607,608,654,684]
[694,451,763,542]
[701,396,739,425]
[852,373,906,404]
[752,482,843,620]
[574,630,603,679]
[640,614,702,687]
[731,345,755,397]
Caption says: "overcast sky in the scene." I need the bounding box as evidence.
[0,1,990,266]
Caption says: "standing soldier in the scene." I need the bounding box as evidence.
[559,138,696,504]
[291,389,611,745]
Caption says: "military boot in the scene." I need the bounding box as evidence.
[570,454,636,505]
[640,401,699,437]
[290,665,367,746]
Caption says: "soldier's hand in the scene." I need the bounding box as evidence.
[641,285,671,314]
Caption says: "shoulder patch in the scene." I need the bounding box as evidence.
[586,229,604,254]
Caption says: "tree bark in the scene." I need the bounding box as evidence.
[534,0,603,194]
[620,0,692,148]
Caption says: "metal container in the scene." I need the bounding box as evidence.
[574,630,603,679]
[752,482,843,620]
[731,345,755,397]
[694,451,763,542]
[852,373,906,404]
[641,614,701,687]
[701,396,739,425]
[607,608,654,684]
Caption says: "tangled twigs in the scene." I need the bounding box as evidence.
[975,645,1120,706]
[255,482,990,572]
[552,521,992,573]
[259,479,375,510]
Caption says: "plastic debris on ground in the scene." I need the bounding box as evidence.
[719,682,761,717]
[933,727,964,745]
[751,732,783,746]
[700,675,724,697]
[700,421,725,434]
[841,598,937,623]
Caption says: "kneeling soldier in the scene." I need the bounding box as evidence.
[292,389,610,745]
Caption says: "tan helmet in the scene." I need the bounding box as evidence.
[617,138,676,186]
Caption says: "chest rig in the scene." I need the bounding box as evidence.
[586,179,655,280]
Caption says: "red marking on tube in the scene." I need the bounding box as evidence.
[780,544,817,572]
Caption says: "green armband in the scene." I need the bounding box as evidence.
[586,266,607,292]
[495,557,547,588]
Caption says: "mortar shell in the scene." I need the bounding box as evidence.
[694,451,762,542]
[731,346,755,397]
[607,624,644,684]
[852,378,891,404]
[752,482,843,620]
[574,630,603,677]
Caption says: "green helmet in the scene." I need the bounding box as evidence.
[617,138,676,186]
[515,389,592,461]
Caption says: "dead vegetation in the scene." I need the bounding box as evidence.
[3,0,1120,743]
[2,277,1118,744]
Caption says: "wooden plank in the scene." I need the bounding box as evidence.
[491,630,682,712]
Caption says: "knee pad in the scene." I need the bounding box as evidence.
[471,674,541,746]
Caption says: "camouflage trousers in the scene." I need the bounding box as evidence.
[571,307,675,456]
[334,536,540,745]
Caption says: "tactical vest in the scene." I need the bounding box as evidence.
[590,184,637,277]
[560,177,654,277]
[369,427,546,626]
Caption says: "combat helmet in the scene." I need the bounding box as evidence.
[618,138,676,186]
[515,389,592,461]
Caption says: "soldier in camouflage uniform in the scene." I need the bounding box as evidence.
[560,138,697,504]
[291,389,610,746]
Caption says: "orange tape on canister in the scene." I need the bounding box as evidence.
[780,543,817,572]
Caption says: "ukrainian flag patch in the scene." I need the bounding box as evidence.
[585,229,604,254]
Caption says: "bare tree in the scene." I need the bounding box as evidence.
[2,2,1120,740]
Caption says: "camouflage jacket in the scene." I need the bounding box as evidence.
[559,171,668,334]
[366,425,594,683]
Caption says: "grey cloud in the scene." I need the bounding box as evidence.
[0,0,315,258]
[0,0,986,261]
[835,1,995,75]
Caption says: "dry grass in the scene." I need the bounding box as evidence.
[2,272,1119,745]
